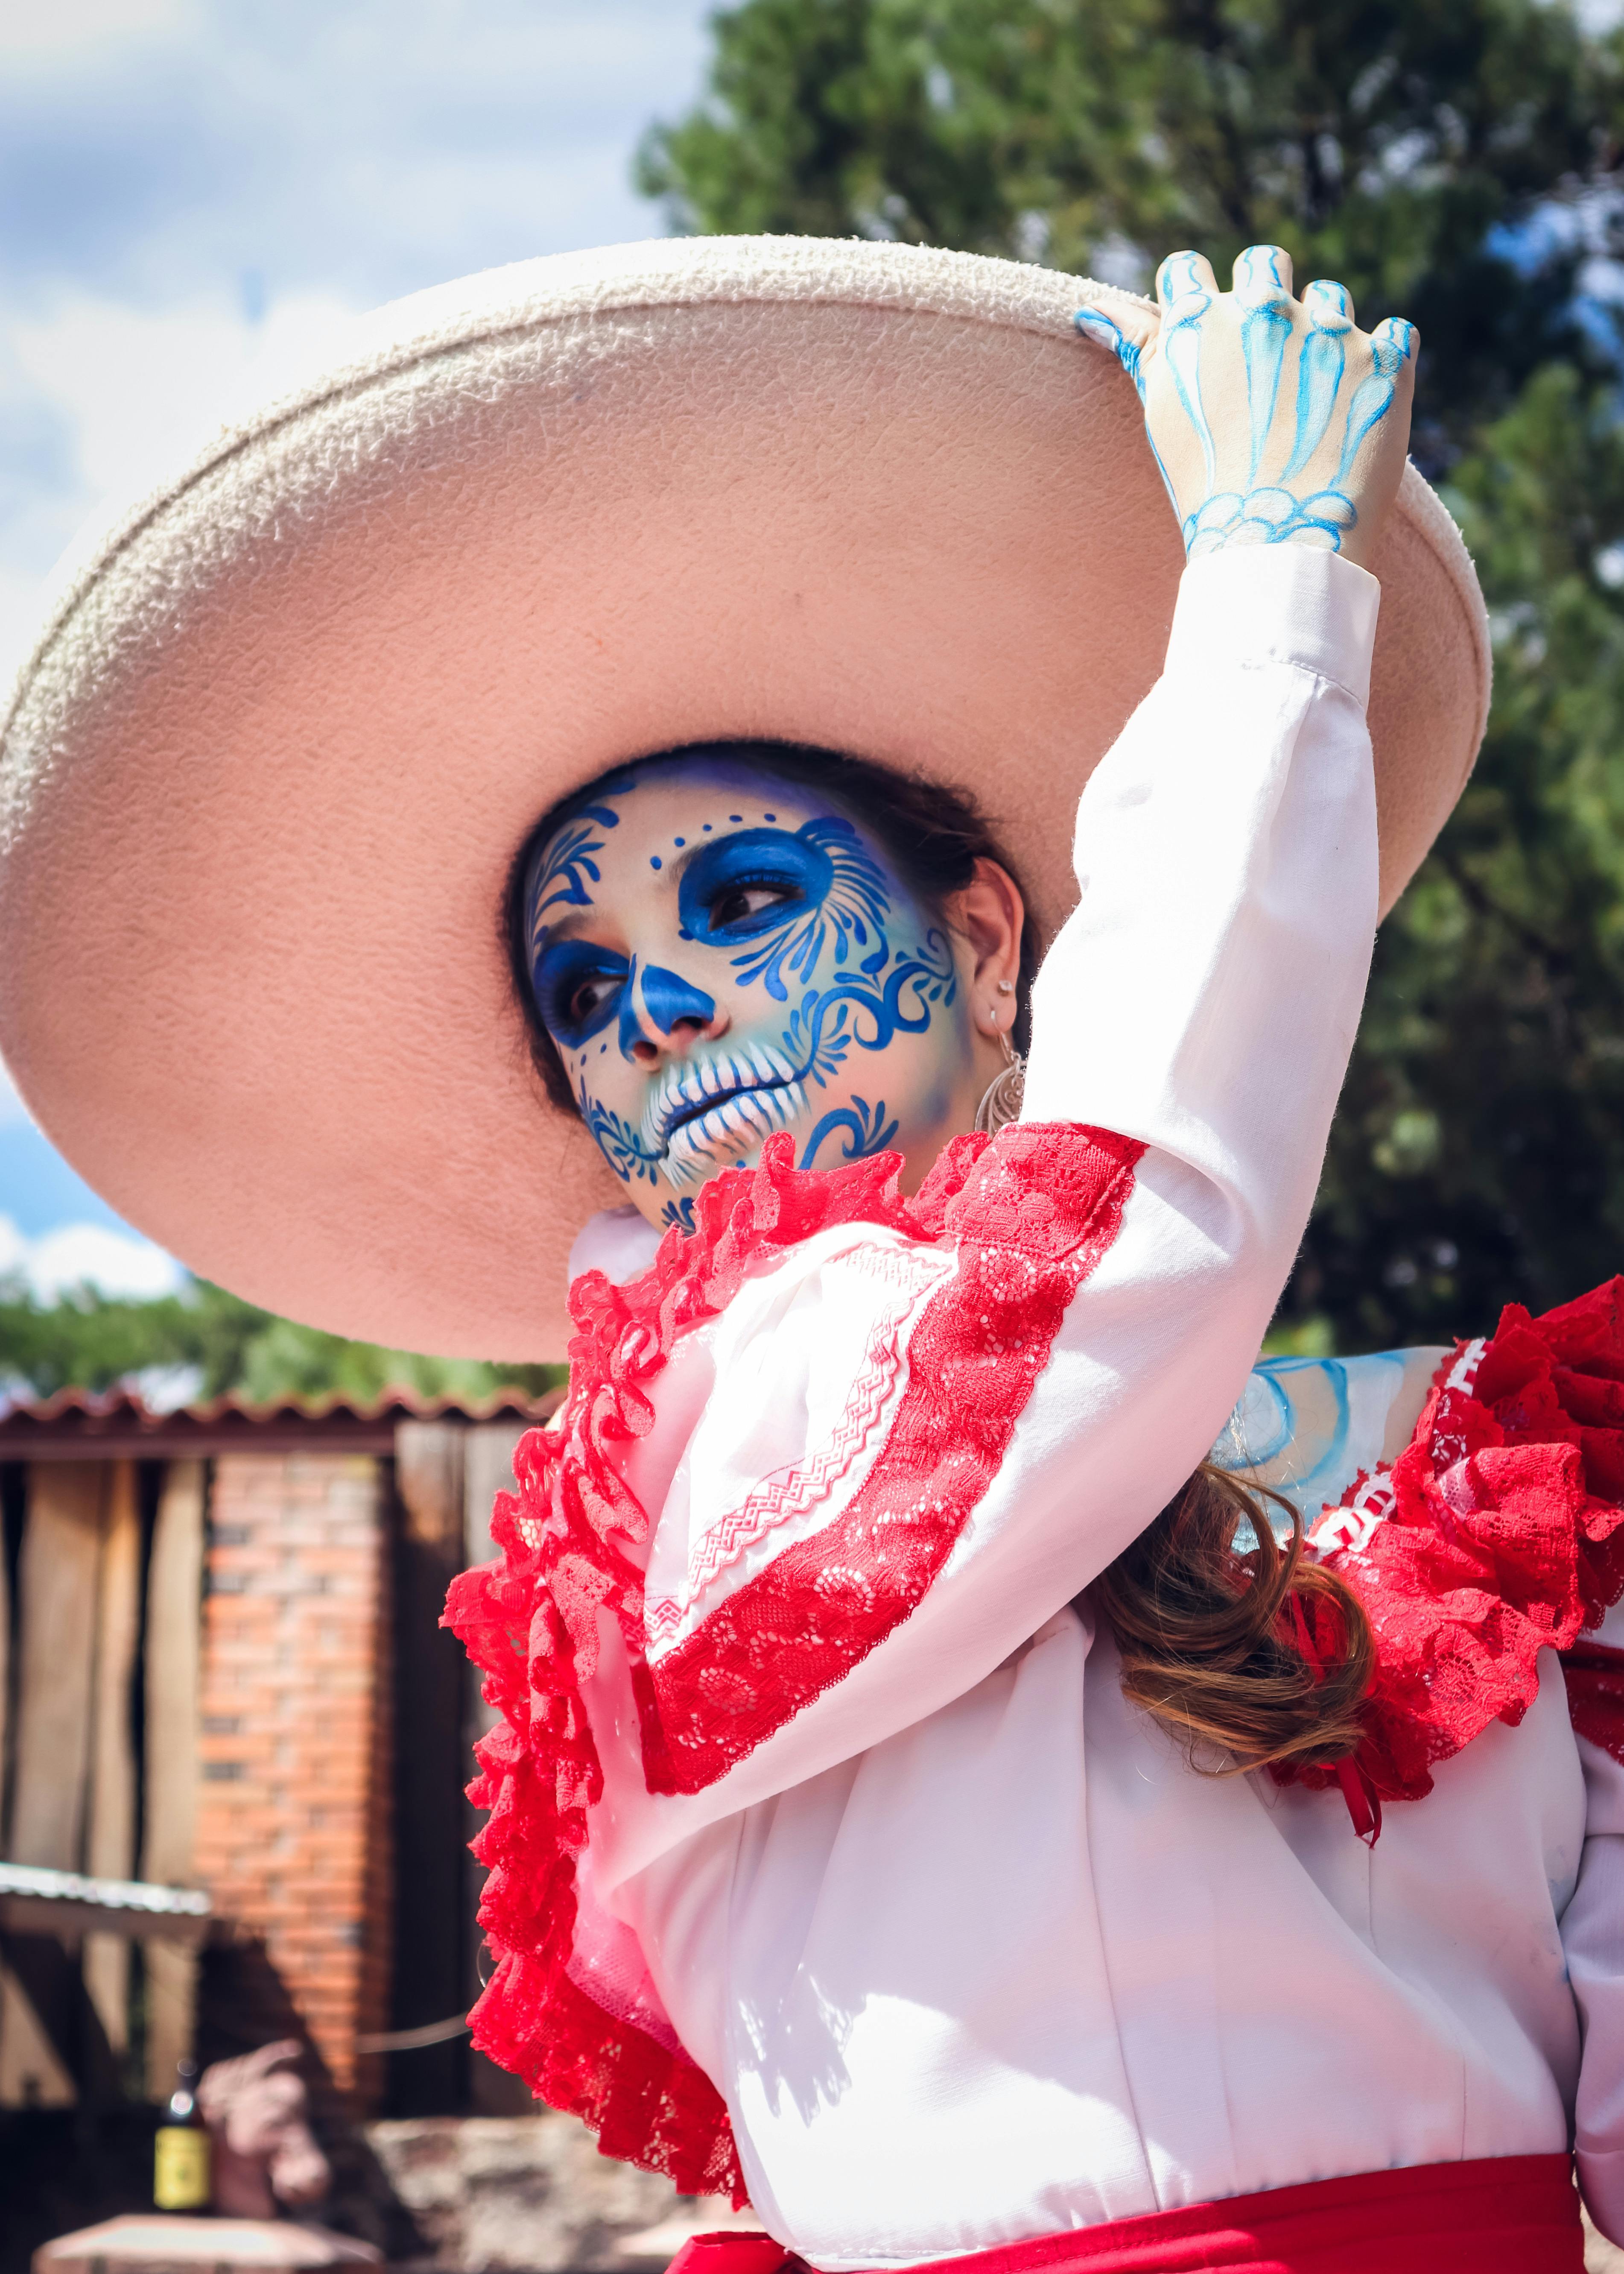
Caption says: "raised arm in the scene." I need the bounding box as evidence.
[450,251,1422,2179]
[572,252,1424,1845]
[616,541,1381,1827]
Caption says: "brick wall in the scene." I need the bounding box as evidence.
[193,1452,392,2101]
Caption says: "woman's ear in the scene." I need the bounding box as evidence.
[949,858,1025,1039]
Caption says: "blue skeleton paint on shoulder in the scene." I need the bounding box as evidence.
[1211,1346,1447,1541]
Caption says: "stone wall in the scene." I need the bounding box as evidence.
[366,2113,757,2272]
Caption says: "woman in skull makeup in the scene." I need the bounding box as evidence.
[450,250,1624,2273]
[508,747,1035,1232]
[4,239,1621,2273]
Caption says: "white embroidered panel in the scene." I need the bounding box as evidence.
[643,1224,953,1662]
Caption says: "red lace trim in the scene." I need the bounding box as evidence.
[642,1124,1145,1792]
[443,1124,1142,2195]
[1285,1276,1624,1804]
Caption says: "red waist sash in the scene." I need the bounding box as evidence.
[667,2154,1583,2274]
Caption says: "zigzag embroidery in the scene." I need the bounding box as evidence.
[644,1246,935,1654]
[1307,1338,1488,1562]
[1309,1468,1393,1560]
[1430,1335,1488,1470]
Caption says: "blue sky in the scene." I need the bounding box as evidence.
[0,0,713,1300]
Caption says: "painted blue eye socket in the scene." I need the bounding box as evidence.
[678,828,834,944]
[532,939,629,1047]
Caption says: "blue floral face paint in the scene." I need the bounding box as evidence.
[523,755,983,1233]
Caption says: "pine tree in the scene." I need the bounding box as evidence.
[640,0,1624,1347]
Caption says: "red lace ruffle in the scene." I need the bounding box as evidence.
[643,1124,1145,1791]
[443,1124,1142,2197]
[1290,1277,1624,1804]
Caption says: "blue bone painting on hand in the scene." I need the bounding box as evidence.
[522,754,983,1229]
[1073,245,1418,563]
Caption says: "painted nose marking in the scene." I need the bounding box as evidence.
[619,962,717,1057]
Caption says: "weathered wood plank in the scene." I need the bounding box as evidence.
[0,1958,76,2106]
[0,1475,9,1849]
[395,1420,466,1554]
[84,1461,141,2052]
[461,1422,525,1569]
[9,1462,105,1867]
[461,1420,524,1754]
[391,1422,470,2114]
[141,1459,206,2099]
[1,1461,105,2105]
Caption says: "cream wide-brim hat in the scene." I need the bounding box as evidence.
[0,237,1489,1361]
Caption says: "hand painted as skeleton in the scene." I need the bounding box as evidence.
[1076,246,1417,568]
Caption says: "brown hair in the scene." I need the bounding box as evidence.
[505,739,1374,1774]
[1090,1463,1374,1775]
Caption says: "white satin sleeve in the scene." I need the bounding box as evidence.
[593,544,1382,1871]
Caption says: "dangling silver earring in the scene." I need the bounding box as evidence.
[974,1012,1026,1136]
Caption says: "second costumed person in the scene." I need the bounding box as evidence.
[3,234,1623,2271]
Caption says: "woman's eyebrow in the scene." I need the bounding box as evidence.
[670,818,800,886]
[533,908,599,945]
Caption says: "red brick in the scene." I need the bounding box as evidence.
[194,1451,391,2104]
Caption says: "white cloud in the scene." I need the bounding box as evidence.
[9,285,362,500]
[0,1214,186,1301]
[129,1360,206,1410]
[1,285,362,677]
[0,0,200,67]
[0,0,714,1251]
[0,1,711,307]
[0,2,713,670]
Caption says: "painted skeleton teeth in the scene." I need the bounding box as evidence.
[642,1033,814,1188]
[639,1039,805,1160]
[664,1077,812,1191]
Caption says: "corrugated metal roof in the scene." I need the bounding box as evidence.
[0,1381,550,1426]
[0,1380,562,1457]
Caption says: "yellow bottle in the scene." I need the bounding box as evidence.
[153,2057,211,2212]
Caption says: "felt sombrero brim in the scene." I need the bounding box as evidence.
[0,237,1489,1361]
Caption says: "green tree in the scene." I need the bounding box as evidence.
[640,0,1617,459]
[1300,366,1624,1345]
[641,0,1624,1348]
[0,1275,561,1405]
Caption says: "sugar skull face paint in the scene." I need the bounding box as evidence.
[524,754,1002,1232]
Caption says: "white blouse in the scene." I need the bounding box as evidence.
[541,547,1624,2265]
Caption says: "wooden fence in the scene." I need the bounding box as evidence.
[0,1391,548,2116]
[0,1456,206,2106]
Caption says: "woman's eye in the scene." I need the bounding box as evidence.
[678,828,832,945]
[567,973,619,1026]
[534,945,628,1042]
[707,883,800,931]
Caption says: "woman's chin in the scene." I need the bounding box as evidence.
[662,1121,769,1197]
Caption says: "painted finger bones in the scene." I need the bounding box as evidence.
[1075,245,1417,558]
